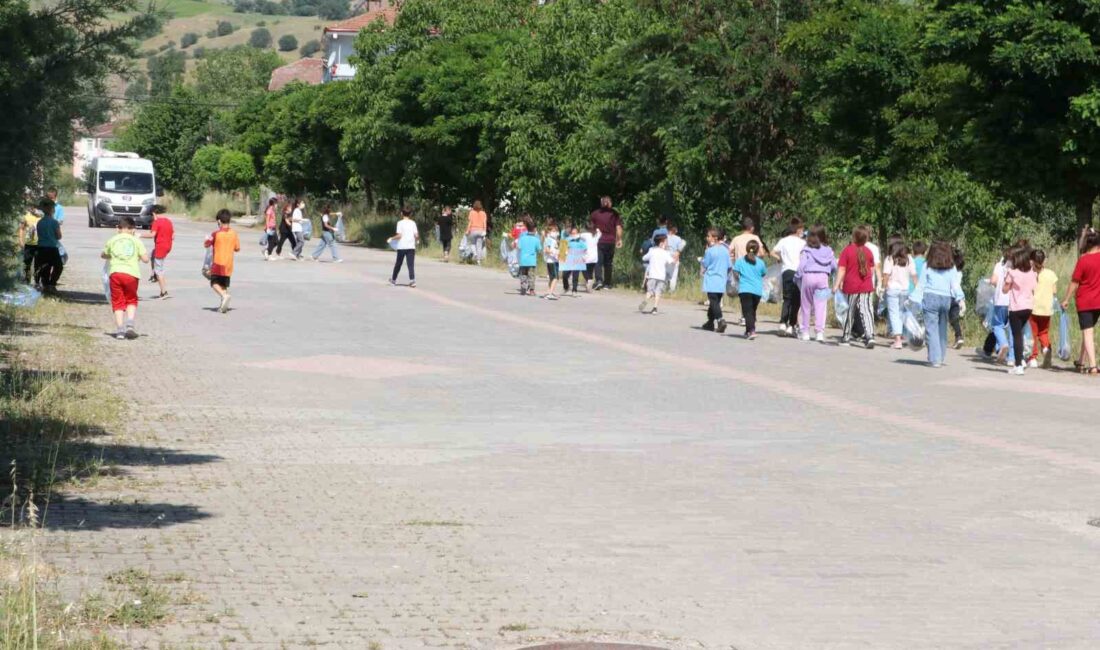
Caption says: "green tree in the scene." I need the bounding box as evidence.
[918,0,1100,229]
[278,34,298,52]
[249,27,272,49]
[217,20,235,36]
[114,86,215,202]
[299,39,321,57]
[0,0,158,279]
[317,0,349,20]
[194,46,282,102]
[181,32,199,48]
[191,144,227,190]
[148,50,186,96]
[263,82,355,196]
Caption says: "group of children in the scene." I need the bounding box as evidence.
[18,191,65,293]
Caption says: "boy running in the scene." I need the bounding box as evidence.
[142,204,173,298]
[101,216,150,340]
[640,234,677,313]
[204,210,241,313]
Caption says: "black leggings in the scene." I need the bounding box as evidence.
[707,292,724,324]
[739,293,761,334]
[440,237,452,254]
[392,249,415,282]
[596,243,615,287]
[35,247,63,287]
[780,270,800,327]
[276,229,297,256]
[563,270,581,292]
[1009,309,1031,367]
[583,263,595,282]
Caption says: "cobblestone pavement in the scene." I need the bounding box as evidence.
[41,211,1100,649]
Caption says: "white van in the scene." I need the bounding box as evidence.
[86,153,161,228]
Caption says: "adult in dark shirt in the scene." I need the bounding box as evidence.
[589,196,623,290]
[435,206,455,262]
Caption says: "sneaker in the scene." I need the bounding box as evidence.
[748,332,757,340]
[547,293,558,301]
[218,294,231,314]
[930,362,942,369]
[1027,358,1038,368]
[389,279,397,286]
[702,321,715,332]
[954,338,964,349]
[839,338,851,347]
[334,259,344,264]
[891,341,903,350]
[799,331,811,342]
[737,317,746,326]
[716,319,728,334]
[114,330,126,340]
[975,345,992,359]
[816,332,825,343]
[996,346,1009,364]
[865,338,875,349]
[594,282,604,291]
[1042,347,1052,369]
[1009,365,1025,376]
[124,326,138,340]
[650,307,658,314]
[409,281,416,288]
[263,252,269,261]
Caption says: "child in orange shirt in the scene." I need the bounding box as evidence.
[204,210,241,313]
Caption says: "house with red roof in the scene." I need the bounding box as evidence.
[268,57,325,92]
[323,0,399,82]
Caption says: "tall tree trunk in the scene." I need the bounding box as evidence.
[1076,187,1096,232]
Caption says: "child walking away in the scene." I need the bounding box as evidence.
[102,216,150,339]
[834,227,876,348]
[948,248,966,348]
[1002,247,1037,375]
[883,243,917,349]
[666,225,686,292]
[311,204,342,262]
[543,221,561,299]
[770,217,806,336]
[701,228,732,333]
[561,227,587,296]
[640,234,677,314]
[389,206,419,287]
[912,241,966,367]
[1063,229,1100,374]
[796,224,836,342]
[143,204,173,298]
[263,198,278,260]
[205,210,241,314]
[34,199,64,293]
[581,224,600,292]
[18,202,40,285]
[516,215,541,296]
[1027,250,1057,368]
[436,206,455,262]
[734,241,767,339]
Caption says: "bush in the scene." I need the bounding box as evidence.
[216,20,235,37]
[192,46,206,59]
[256,20,266,27]
[180,32,199,48]
[317,0,348,20]
[299,39,321,57]
[205,28,217,39]
[278,34,298,52]
[249,27,272,49]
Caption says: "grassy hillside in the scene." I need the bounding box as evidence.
[142,0,328,75]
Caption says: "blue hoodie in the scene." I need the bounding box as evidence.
[702,243,732,294]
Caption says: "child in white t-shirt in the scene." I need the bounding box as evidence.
[665,225,686,292]
[639,235,678,314]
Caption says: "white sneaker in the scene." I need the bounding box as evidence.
[1027,358,1038,368]
[218,294,231,314]
[815,332,825,343]
[799,331,810,342]
[1008,365,1025,376]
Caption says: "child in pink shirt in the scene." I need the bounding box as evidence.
[1002,248,1038,375]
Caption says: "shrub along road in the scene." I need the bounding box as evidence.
[41,209,1100,648]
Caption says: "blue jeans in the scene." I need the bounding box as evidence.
[991,305,1014,362]
[923,293,952,365]
[312,232,339,260]
[886,289,906,336]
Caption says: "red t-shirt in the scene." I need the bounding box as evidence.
[1071,252,1100,311]
[839,244,875,294]
[589,208,622,245]
[150,217,174,259]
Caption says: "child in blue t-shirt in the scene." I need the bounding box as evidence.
[516,215,542,296]
[733,240,768,339]
[701,228,732,332]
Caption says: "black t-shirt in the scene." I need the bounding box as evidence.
[435,213,455,239]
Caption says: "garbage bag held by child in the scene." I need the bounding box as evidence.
[833,291,849,324]
[102,262,111,303]
[1058,308,1072,361]
[499,237,510,262]
[762,264,782,303]
[726,269,739,297]
[975,278,994,319]
[904,309,925,349]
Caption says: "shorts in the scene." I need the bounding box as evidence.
[210,274,231,289]
[152,257,166,275]
[109,273,139,311]
[546,262,559,280]
[1078,308,1100,330]
[646,278,668,296]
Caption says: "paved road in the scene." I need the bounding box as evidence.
[43,210,1100,649]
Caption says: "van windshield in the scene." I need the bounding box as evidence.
[98,171,153,194]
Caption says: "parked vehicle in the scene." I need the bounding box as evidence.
[86,153,161,228]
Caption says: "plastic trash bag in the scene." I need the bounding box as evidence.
[334,214,347,242]
[975,279,994,319]
[102,262,112,303]
[500,238,519,277]
[904,309,925,349]
[726,269,739,297]
[876,294,887,317]
[833,291,849,324]
[201,247,213,279]
[301,219,313,241]
[388,238,399,251]
[0,285,42,309]
[499,237,510,261]
[458,234,473,261]
[762,264,782,303]
[1058,308,1072,361]
[58,243,68,265]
